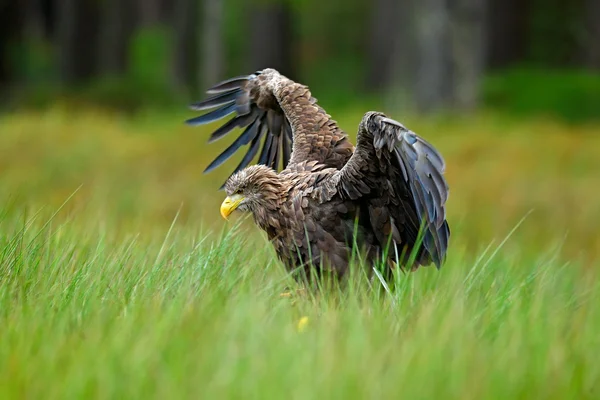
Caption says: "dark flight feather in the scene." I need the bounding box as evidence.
[336,112,450,268]
[203,117,263,173]
[190,90,241,111]
[185,103,236,126]
[186,72,296,187]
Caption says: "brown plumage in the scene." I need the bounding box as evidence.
[186,68,450,281]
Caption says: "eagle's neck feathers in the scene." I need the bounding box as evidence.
[250,172,294,238]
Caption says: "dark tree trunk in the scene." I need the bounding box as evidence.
[0,0,24,99]
[582,0,600,69]
[486,0,530,69]
[384,0,418,110]
[57,0,101,84]
[201,0,224,89]
[413,0,452,113]
[24,0,45,40]
[137,0,162,27]
[39,0,57,39]
[449,0,487,111]
[248,2,295,79]
[99,0,136,76]
[365,0,399,91]
[383,0,452,113]
[172,0,199,96]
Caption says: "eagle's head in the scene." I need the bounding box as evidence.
[220,165,287,220]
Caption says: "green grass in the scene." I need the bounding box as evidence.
[482,68,600,123]
[0,108,599,398]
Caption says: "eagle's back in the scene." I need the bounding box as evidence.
[268,165,381,280]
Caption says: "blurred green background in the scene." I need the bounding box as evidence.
[1,0,600,120]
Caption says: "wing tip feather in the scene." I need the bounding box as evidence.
[185,70,292,187]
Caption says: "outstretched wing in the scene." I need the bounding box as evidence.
[333,112,450,269]
[186,69,354,188]
[185,72,293,188]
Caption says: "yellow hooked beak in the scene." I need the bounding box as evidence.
[220,194,245,220]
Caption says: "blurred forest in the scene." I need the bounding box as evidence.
[0,0,599,121]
